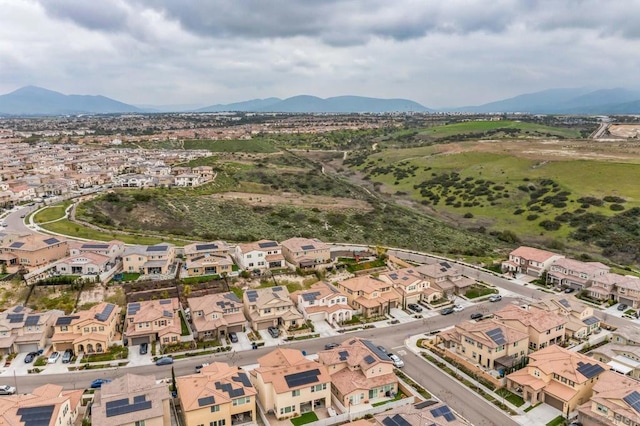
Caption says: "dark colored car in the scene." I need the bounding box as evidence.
[155,356,174,366]
[229,332,238,343]
[324,343,340,350]
[62,349,73,363]
[90,379,111,389]
[24,352,38,363]
[470,312,483,320]
[564,287,575,293]
[440,307,454,315]
[139,343,148,355]
[618,304,628,311]
[267,326,279,338]
[407,303,423,312]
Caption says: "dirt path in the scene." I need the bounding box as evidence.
[207,191,373,211]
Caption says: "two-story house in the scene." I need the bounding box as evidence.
[51,302,121,354]
[377,268,428,307]
[493,305,567,351]
[507,345,608,412]
[374,401,470,426]
[437,319,529,371]
[184,253,234,278]
[281,237,331,268]
[290,281,354,325]
[177,362,257,426]
[0,305,61,354]
[546,258,610,292]
[68,240,125,259]
[577,370,640,426]
[502,246,564,277]
[414,262,475,296]
[250,348,331,420]
[122,243,176,275]
[188,292,246,341]
[0,384,83,426]
[588,342,640,380]
[317,338,398,407]
[183,241,230,260]
[616,275,640,309]
[0,234,68,268]
[532,296,601,340]
[243,286,303,332]
[174,173,201,187]
[91,374,172,426]
[234,240,286,271]
[334,276,401,319]
[125,298,182,347]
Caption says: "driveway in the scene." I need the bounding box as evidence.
[230,331,254,352]
[313,319,339,337]
[389,308,416,324]
[513,403,564,426]
[128,345,153,367]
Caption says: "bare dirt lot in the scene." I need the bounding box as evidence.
[207,191,373,211]
[608,124,640,139]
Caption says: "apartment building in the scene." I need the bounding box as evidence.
[250,348,331,420]
[507,345,608,412]
[177,362,256,426]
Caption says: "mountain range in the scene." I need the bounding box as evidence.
[2,85,640,116]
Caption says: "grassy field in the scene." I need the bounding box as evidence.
[33,201,71,223]
[415,120,583,139]
[183,139,278,153]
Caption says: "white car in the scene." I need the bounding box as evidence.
[0,385,16,395]
[388,354,404,368]
[47,351,60,364]
[453,305,464,312]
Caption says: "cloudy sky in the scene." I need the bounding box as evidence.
[1,0,639,108]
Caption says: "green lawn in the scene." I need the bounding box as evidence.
[179,311,190,336]
[546,415,567,426]
[417,120,582,139]
[465,285,497,299]
[290,412,319,426]
[183,139,278,153]
[33,202,71,223]
[496,388,525,407]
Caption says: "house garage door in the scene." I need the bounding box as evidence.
[17,343,38,353]
[228,324,243,333]
[256,321,271,330]
[131,336,150,346]
[619,297,633,306]
[544,393,564,411]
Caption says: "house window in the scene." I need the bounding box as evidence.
[210,405,220,413]
[135,421,145,426]
[280,406,295,415]
[171,336,178,342]
[163,337,169,343]
[311,383,327,392]
[210,421,226,426]
[61,326,68,332]
[233,396,250,406]
[292,390,300,397]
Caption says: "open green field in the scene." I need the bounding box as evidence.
[33,201,71,223]
[183,139,278,153]
[416,120,583,139]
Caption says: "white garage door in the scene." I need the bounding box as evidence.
[18,343,38,353]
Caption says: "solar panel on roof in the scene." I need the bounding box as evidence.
[43,237,59,245]
[197,396,215,407]
[431,405,456,422]
[246,290,258,302]
[272,286,282,291]
[486,328,507,345]
[441,262,451,268]
[55,316,79,326]
[583,316,599,325]
[14,306,24,312]
[364,355,376,364]
[362,340,391,360]
[215,381,245,398]
[196,243,219,251]
[9,242,24,248]
[146,245,168,252]
[105,398,129,409]
[381,414,412,426]
[339,351,349,361]
[106,399,152,417]
[82,243,109,249]
[389,273,399,280]
[558,299,571,308]
[623,390,640,413]
[284,369,321,388]
[7,313,24,323]
[163,310,172,318]
[224,293,241,302]
[95,304,115,322]
[258,241,278,248]
[133,395,145,403]
[232,372,253,387]
[127,302,141,316]
[159,299,171,305]
[577,361,605,379]
[25,315,40,326]
[302,291,321,302]
[300,245,315,250]
[17,405,55,426]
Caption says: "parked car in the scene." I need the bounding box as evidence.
[139,343,148,355]
[440,307,454,315]
[267,326,280,338]
[61,349,73,364]
[90,379,111,389]
[324,343,340,350]
[453,305,464,312]
[195,363,209,373]
[229,332,238,343]
[564,287,575,293]
[618,303,628,311]
[470,312,483,320]
[407,303,423,312]
[47,351,60,364]
[489,295,502,302]
[388,354,404,368]
[0,385,16,395]
[24,352,38,363]
[155,356,174,366]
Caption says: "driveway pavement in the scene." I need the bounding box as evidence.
[231,331,255,352]
[313,319,339,337]
[128,345,153,367]
[513,403,564,426]
[389,308,415,324]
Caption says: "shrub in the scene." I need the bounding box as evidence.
[463,212,474,218]
[526,214,539,221]
[539,220,561,231]
[610,204,625,211]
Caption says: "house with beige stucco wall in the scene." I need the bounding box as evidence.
[122,243,175,275]
[576,370,640,426]
[493,304,567,351]
[51,302,121,355]
[334,275,401,319]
